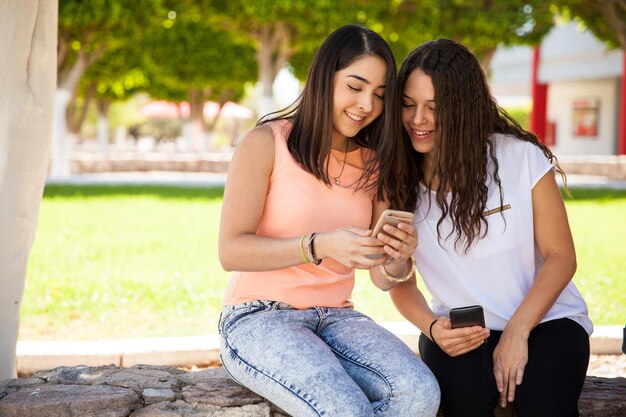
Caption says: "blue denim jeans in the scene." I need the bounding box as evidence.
[219,300,440,417]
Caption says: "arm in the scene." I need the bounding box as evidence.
[367,199,421,291]
[390,277,489,355]
[219,125,392,272]
[219,125,305,271]
[493,169,577,407]
[313,196,393,271]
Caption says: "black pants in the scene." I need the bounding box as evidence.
[418,318,589,417]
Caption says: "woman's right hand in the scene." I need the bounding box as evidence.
[315,226,388,269]
[430,317,490,356]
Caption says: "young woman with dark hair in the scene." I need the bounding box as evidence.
[218,25,440,417]
[387,38,592,417]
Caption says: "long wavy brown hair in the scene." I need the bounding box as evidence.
[259,24,401,200]
[397,38,567,252]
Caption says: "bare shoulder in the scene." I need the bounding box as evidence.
[236,124,275,155]
[230,124,276,170]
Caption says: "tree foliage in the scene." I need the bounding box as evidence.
[556,0,626,50]
[142,3,257,105]
[58,0,164,92]
[284,1,555,80]
[205,0,402,102]
[381,0,554,73]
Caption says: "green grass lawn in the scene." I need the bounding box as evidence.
[18,184,626,341]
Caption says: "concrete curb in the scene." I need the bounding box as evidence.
[16,324,623,375]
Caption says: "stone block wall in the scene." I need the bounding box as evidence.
[66,152,626,180]
[1,365,625,416]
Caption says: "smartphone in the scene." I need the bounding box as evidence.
[372,209,415,238]
[449,305,485,329]
[367,210,414,259]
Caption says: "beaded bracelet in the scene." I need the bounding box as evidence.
[379,256,416,282]
[308,232,322,265]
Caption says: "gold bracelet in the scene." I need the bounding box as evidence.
[379,256,416,283]
[299,234,311,263]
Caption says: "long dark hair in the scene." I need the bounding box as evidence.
[397,38,566,251]
[260,24,399,198]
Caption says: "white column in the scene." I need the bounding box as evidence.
[0,0,58,380]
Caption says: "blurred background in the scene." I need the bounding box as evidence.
[18,0,626,343]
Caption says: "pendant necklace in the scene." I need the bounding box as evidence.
[332,139,349,185]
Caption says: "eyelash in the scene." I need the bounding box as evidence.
[402,103,435,111]
[349,85,384,100]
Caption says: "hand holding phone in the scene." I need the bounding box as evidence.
[372,209,414,238]
[449,305,485,329]
[367,210,414,260]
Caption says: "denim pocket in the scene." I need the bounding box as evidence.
[219,300,277,336]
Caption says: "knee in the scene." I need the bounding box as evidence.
[340,400,375,417]
[390,362,441,415]
[309,392,373,417]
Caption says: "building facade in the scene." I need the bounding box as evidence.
[490,22,624,156]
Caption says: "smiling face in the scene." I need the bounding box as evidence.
[331,55,387,147]
[401,70,437,160]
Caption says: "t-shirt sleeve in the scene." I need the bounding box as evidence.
[526,142,554,189]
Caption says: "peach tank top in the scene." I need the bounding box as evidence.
[222,120,376,309]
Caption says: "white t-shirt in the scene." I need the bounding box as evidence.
[413,134,593,335]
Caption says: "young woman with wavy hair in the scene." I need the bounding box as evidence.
[387,38,592,417]
[218,25,440,417]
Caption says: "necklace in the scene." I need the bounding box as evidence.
[332,139,349,185]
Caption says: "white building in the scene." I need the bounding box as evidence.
[490,22,625,156]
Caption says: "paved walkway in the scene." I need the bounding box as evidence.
[16,324,624,376]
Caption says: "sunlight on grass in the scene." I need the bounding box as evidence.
[564,188,626,326]
[18,185,626,340]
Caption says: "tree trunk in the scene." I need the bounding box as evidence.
[67,82,96,136]
[188,88,206,152]
[478,47,497,79]
[0,0,57,380]
[53,41,104,178]
[96,99,111,153]
[255,24,293,120]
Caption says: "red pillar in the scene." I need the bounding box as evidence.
[619,52,626,155]
[530,46,548,143]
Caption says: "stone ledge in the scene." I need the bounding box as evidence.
[559,155,626,180]
[0,365,283,417]
[1,365,624,417]
[65,152,626,180]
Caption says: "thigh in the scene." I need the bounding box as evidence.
[514,318,590,417]
[419,333,500,417]
[220,303,373,417]
[321,309,440,417]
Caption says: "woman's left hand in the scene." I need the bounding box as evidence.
[375,221,418,264]
[492,327,529,408]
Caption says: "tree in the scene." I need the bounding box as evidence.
[253,1,553,92]
[142,3,257,150]
[557,0,626,49]
[0,0,57,380]
[79,47,150,151]
[382,0,554,74]
[54,0,164,177]
[206,0,406,117]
